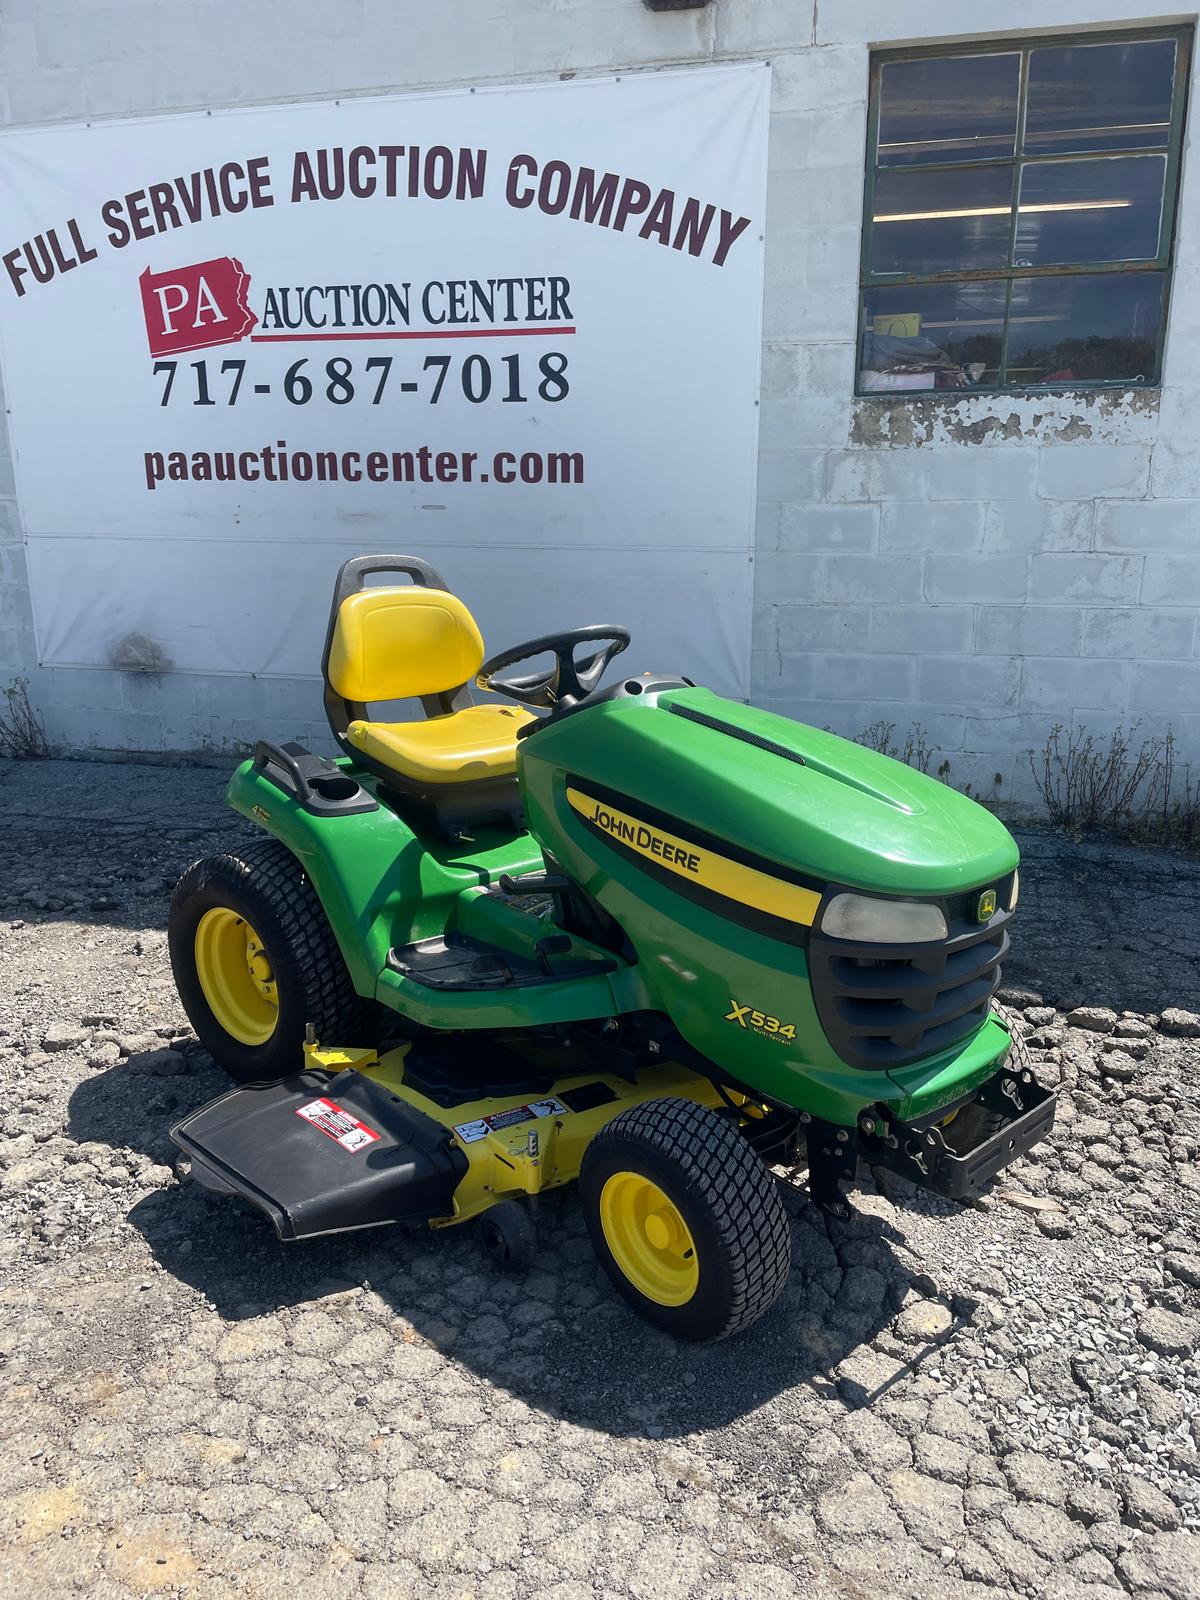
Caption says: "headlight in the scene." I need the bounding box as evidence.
[1009,869,1020,912]
[820,892,948,944]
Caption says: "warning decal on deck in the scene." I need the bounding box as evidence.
[295,1097,381,1154]
[453,1097,568,1145]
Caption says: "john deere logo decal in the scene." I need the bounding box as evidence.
[976,889,997,922]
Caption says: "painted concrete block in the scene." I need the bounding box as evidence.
[826,450,929,502]
[776,604,872,651]
[1082,608,1197,660]
[802,343,856,395]
[751,649,816,696]
[924,555,1028,604]
[1030,554,1143,605]
[1130,659,1200,714]
[880,500,984,554]
[963,709,1063,752]
[779,504,877,551]
[869,605,973,655]
[1019,656,1131,713]
[1095,499,1199,552]
[4,68,85,123]
[814,651,917,701]
[928,450,1037,502]
[974,606,1084,658]
[759,395,852,450]
[753,551,822,599]
[804,226,860,287]
[716,0,811,54]
[820,552,922,602]
[770,46,865,112]
[761,343,804,397]
[808,105,868,171]
[983,500,1094,554]
[756,449,827,506]
[1142,555,1200,606]
[768,112,812,171]
[917,654,1020,709]
[1037,445,1151,501]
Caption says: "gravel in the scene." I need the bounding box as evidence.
[0,755,1198,1599]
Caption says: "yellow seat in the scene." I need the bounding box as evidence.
[325,583,534,786]
[346,704,534,784]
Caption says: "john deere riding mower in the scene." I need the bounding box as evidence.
[168,554,1054,1341]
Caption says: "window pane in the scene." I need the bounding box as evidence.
[1004,272,1165,385]
[859,282,1007,391]
[878,53,1020,166]
[871,166,1013,275]
[1026,38,1176,155]
[1015,155,1166,265]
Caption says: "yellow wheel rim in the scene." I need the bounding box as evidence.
[598,1171,699,1307]
[194,907,279,1046]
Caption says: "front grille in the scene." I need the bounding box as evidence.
[809,883,1014,1070]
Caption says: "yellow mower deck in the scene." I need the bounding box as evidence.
[303,1039,728,1228]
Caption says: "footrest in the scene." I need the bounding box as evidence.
[387,933,612,991]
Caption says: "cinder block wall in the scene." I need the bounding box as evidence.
[1,0,1197,804]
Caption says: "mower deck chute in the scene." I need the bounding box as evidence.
[172,1066,468,1240]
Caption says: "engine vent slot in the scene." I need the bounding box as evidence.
[667,703,806,768]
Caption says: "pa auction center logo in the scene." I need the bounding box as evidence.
[139,256,257,356]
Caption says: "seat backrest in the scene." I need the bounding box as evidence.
[326,586,484,704]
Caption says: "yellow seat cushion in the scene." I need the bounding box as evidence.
[329,588,485,703]
[346,704,536,785]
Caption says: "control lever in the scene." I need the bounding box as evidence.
[535,935,573,976]
[497,872,573,896]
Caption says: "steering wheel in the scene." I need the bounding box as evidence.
[476,625,630,711]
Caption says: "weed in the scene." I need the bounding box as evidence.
[853,720,935,775]
[0,676,49,759]
[1029,723,1199,851]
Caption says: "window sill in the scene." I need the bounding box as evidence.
[848,387,1160,448]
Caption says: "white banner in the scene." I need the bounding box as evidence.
[0,64,768,698]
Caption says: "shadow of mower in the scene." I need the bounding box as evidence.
[68,1051,972,1440]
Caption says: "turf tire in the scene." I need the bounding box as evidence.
[579,1097,792,1342]
[169,837,377,1082]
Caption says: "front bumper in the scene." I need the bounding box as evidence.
[805,1062,1056,1211]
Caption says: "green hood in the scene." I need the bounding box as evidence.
[540,685,1018,898]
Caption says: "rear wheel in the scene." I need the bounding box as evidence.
[169,838,376,1082]
[580,1097,792,1342]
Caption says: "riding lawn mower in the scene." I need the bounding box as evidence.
[167,553,1055,1341]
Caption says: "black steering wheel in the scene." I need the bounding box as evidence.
[476,625,630,710]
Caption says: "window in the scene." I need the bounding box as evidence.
[857,29,1191,394]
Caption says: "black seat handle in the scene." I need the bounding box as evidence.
[253,740,314,805]
[331,553,450,611]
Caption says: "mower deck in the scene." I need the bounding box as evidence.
[172,1037,1055,1243]
[173,1041,727,1240]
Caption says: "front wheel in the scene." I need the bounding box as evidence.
[168,838,376,1081]
[579,1097,792,1342]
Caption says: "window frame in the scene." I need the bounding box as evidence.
[857,25,1194,396]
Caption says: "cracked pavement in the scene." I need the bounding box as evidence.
[0,755,1197,1599]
